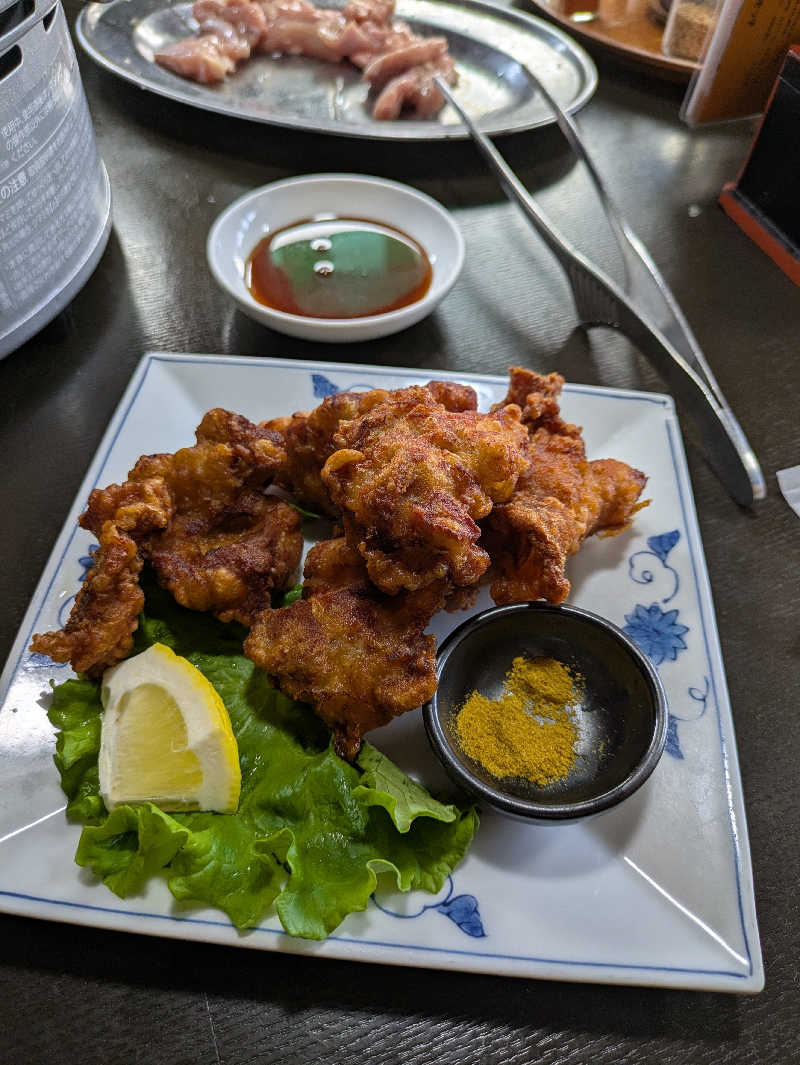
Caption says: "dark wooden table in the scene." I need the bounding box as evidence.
[2,3,799,1062]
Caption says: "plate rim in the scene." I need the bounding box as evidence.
[75,0,599,141]
[0,352,764,993]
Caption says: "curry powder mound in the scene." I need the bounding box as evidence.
[454,656,580,786]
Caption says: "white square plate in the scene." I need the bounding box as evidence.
[0,354,763,992]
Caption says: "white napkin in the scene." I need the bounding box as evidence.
[777,465,800,518]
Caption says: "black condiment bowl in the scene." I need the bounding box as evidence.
[423,602,668,822]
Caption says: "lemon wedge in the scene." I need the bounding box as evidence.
[98,643,241,813]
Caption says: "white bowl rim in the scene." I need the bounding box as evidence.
[206,172,465,333]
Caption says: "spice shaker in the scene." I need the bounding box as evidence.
[662,0,722,62]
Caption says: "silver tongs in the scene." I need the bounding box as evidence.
[435,71,766,507]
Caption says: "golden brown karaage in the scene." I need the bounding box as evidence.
[265,380,478,517]
[484,368,648,604]
[147,491,302,624]
[322,388,529,594]
[245,536,445,759]
[31,409,298,675]
[31,481,174,676]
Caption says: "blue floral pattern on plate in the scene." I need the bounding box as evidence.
[312,372,375,398]
[372,876,486,939]
[623,603,689,666]
[628,531,680,603]
[621,529,710,759]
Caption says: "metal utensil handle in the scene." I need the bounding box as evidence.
[515,66,737,408]
[434,74,766,505]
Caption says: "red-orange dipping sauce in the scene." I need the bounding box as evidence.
[246,215,433,319]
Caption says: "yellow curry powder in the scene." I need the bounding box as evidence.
[454,656,580,786]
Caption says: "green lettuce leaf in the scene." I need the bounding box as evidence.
[132,574,248,659]
[354,744,462,833]
[279,584,303,606]
[286,502,322,520]
[48,677,105,824]
[46,581,477,939]
[76,804,190,896]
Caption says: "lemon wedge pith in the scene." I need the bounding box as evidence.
[99,643,241,814]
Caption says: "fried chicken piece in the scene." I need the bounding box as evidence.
[31,480,175,676]
[245,544,443,759]
[303,534,478,613]
[424,379,478,412]
[31,529,144,677]
[263,390,390,517]
[300,535,371,598]
[31,410,292,674]
[131,407,285,506]
[490,366,567,433]
[128,410,296,625]
[127,409,299,624]
[264,380,477,517]
[147,492,302,624]
[321,389,529,593]
[484,373,648,605]
[79,478,176,538]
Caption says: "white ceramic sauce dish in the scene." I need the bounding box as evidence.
[207,173,464,342]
